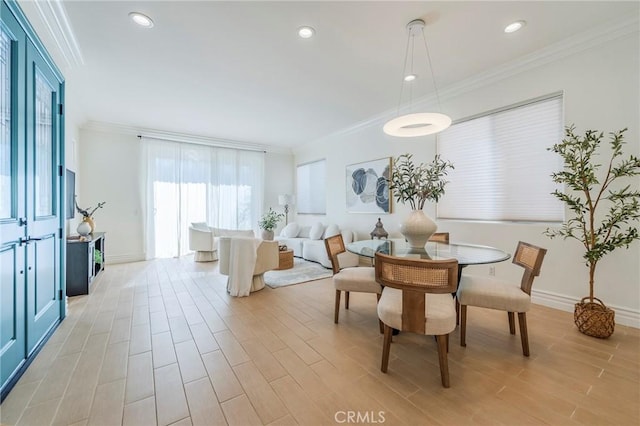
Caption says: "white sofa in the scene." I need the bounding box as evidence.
[275,222,359,269]
[188,222,255,262]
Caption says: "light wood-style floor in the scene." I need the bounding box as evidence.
[1,256,639,426]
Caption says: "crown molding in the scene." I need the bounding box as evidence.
[81,120,292,155]
[22,0,84,69]
[300,15,639,151]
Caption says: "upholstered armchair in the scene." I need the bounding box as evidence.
[218,237,279,297]
[188,222,217,262]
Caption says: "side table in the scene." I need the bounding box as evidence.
[276,249,294,270]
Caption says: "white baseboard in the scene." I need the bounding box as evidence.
[531,289,640,329]
[105,253,146,265]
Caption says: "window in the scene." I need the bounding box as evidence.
[437,95,564,222]
[296,159,326,214]
[143,138,264,258]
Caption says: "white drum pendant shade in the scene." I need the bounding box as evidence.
[384,113,451,137]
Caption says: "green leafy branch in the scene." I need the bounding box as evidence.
[387,153,454,210]
[544,125,640,300]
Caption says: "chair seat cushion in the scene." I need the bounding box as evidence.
[333,267,381,293]
[377,287,456,336]
[456,275,531,312]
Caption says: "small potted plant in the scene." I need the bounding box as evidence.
[545,126,639,338]
[258,208,284,240]
[388,153,454,248]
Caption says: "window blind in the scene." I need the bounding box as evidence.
[436,95,564,222]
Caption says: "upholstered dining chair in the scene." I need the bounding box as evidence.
[324,234,381,326]
[456,241,547,356]
[428,232,450,243]
[375,253,458,388]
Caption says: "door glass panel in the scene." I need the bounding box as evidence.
[35,69,53,217]
[0,29,11,219]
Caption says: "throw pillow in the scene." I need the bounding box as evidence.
[309,222,325,240]
[297,226,311,239]
[281,222,300,238]
[324,224,340,238]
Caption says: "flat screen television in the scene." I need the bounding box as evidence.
[66,169,75,219]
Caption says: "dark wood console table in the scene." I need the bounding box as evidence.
[66,232,106,296]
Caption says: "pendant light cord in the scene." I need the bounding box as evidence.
[420,27,444,113]
[395,29,413,117]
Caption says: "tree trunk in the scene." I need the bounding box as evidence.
[588,261,597,302]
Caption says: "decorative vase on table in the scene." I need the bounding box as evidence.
[261,230,274,241]
[77,218,92,236]
[399,210,437,248]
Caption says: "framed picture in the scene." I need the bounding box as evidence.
[346,157,391,214]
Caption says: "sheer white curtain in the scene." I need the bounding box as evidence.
[142,137,264,259]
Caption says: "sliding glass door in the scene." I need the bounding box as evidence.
[144,138,264,258]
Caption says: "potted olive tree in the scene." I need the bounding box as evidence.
[258,208,284,240]
[545,126,640,338]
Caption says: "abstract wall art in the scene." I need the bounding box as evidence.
[346,157,391,214]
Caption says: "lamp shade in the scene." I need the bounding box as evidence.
[278,194,294,206]
[383,113,451,137]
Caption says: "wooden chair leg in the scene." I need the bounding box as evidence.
[518,312,530,357]
[376,293,383,334]
[436,335,450,388]
[460,305,467,347]
[345,291,350,309]
[334,290,341,324]
[455,297,460,325]
[381,324,393,373]
[446,333,449,353]
[508,312,516,334]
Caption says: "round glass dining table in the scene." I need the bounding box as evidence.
[346,239,511,281]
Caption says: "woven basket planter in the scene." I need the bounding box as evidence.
[574,297,615,338]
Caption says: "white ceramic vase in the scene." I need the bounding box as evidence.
[399,209,437,248]
[77,220,91,236]
[261,230,274,241]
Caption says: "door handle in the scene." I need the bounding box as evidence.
[19,236,43,245]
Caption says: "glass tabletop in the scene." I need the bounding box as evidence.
[346,239,511,267]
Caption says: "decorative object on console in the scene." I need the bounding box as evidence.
[75,197,105,235]
[370,218,388,239]
[388,153,454,248]
[278,194,295,225]
[545,126,640,338]
[258,207,285,240]
[346,158,391,214]
[383,19,451,137]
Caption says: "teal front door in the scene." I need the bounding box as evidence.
[0,1,28,392]
[1,0,65,397]
[24,39,62,353]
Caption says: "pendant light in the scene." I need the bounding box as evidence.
[384,19,451,137]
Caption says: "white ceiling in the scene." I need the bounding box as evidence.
[19,1,639,148]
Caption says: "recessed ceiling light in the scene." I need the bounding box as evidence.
[404,74,417,82]
[504,20,526,33]
[298,26,315,39]
[129,12,154,28]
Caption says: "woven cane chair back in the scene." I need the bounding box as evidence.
[374,253,458,294]
[324,234,346,274]
[512,241,547,294]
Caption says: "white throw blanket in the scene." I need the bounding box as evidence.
[226,237,261,297]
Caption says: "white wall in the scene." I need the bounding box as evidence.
[293,31,640,326]
[76,127,294,263]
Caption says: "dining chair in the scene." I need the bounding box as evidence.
[456,241,547,356]
[324,234,382,326]
[428,232,450,243]
[374,252,458,388]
